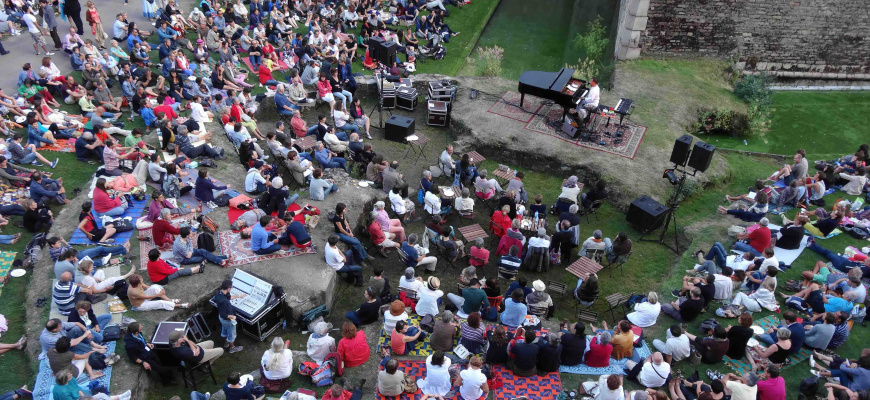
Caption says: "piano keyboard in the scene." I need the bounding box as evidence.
[573,90,589,105]
[614,98,634,115]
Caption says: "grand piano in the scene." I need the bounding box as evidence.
[518,67,588,121]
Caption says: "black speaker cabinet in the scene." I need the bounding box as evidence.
[688,141,716,173]
[627,195,669,232]
[384,115,415,143]
[379,42,398,66]
[368,36,385,62]
[670,134,693,166]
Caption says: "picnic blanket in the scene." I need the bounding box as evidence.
[723,315,812,375]
[809,229,842,239]
[69,196,150,245]
[728,224,810,266]
[144,181,202,210]
[768,205,793,215]
[33,341,116,400]
[0,251,16,295]
[38,137,77,153]
[375,314,459,357]
[216,230,315,267]
[375,361,560,400]
[558,339,653,375]
[241,57,291,75]
[138,226,200,270]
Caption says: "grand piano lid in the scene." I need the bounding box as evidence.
[519,67,576,91]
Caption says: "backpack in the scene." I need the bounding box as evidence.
[699,318,719,333]
[107,279,129,301]
[23,232,47,268]
[432,45,446,60]
[797,376,820,400]
[213,193,233,207]
[101,325,122,341]
[88,352,107,370]
[197,232,217,253]
[198,215,219,234]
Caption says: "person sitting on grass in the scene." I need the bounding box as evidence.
[662,287,705,323]
[684,325,730,365]
[765,149,808,185]
[810,351,870,391]
[718,191,769,222]
[652,324,690,365]
[804,312,837,350]
[624,352,670,389]
[76,202,115,244]
[77,259,134,297]
[242,216,288,256]
[126,274,190,311]
[508,329,539,377]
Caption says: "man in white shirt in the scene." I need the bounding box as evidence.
[244,161,268,194]
[624,352,670,389]
[723,372,759,400]
[839,167,867,196]
[576,77,600,120]
[23,7,53,55]
[324,235,363,285]
[439,144,455,177]
[651,325,690,364]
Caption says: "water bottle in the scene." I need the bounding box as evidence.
[534,211,539,229]
[743,139,748,146]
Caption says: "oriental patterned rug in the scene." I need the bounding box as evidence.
[486,91,546,123]
[525,106,647,160]
[217,230,316,268]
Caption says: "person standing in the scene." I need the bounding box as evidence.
[212,279,246,354]
[40,0,62,51]
[84,2,106,49]
[23,7,54,55]
[63,0,84,35]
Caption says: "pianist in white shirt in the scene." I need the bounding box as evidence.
[576,77,600,119]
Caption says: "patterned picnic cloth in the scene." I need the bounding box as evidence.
[722,315,812,375]
[558,339,653,375]
[33,342,116,400]
[0,251,16,295]
[69,196,150,245]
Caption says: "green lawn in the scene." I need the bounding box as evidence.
[464,0,619,81]
[706,91,870,159]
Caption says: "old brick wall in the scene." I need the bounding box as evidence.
[639,0,870,74]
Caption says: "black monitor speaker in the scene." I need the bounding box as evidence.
[670,134,693,166]
[626,195,669,232]
[688,142,716,173]
[384,115,415,143]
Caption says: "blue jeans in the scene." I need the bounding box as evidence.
[263,79,280,86]
[337,248,364,283]
[0,204,25,216]
[732,241,762,257]
[323,157,347,171]
[345,310,363,327]
[336,233,368,261]
[249,55,261,66]
[65,326,94,354]
[84,111,117,119]
[0,235,15,244]
[306,125,319,137]
[88,314,113,343]
[219,316,237,343]
[403,327,426,353]
[706,242,729,269]
[180,248,228,265]
[809,242,856,273]
[100,205,127,217]
[726,209,765,222]
[254,233,283,255]
[745,271,765,292]
[759,330,780,346]
[79,245,128,268]
[190,392,210,400]
[337,123,359,134]
[298,152,312,162]
[332,90,351,109]
[334,130,349,141]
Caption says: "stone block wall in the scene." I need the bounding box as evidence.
[633,0,870,75]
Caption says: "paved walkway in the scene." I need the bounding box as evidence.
[0,0,160,90]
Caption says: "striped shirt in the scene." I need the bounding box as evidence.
[829,322,850,349]
[52,280,80,315]
[172,236,194,262]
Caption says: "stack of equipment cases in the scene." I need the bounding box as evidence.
[376,73,397,109]
[427,100,448,126]
[427,80,456,112]
[397,87,418,111]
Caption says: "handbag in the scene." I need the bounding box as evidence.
[100,325,122,341]
[402,375,418,393]
[108,217,135,232]
[688,346,702,365]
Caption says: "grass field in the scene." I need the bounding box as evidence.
[464,0,619,81]
[705,91,870,159]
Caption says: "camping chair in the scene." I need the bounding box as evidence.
[180,359,217,391]
[497,265,518,281]
[604,251,632,276]
[456,209,475,226]
[551,198,575,215]
[604,293,630,324]
[580,199,605,223]
[434,239,458,271]
[528,304,549,320]
[487,296,504,311]
[585,248,605,264]
[547,280,568,300]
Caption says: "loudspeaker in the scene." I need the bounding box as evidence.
[627,195,669,232]
[379,42,398,66]
[688,141,716,173]
[670,134,693,166]
[368,36,385,62]
[384,115,415,142]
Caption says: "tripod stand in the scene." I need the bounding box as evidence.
[367,71,393,129]
[639,172,687,254]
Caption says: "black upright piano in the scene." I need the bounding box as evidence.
[518,67,588,121]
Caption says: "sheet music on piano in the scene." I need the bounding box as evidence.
[229,269,275,318]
